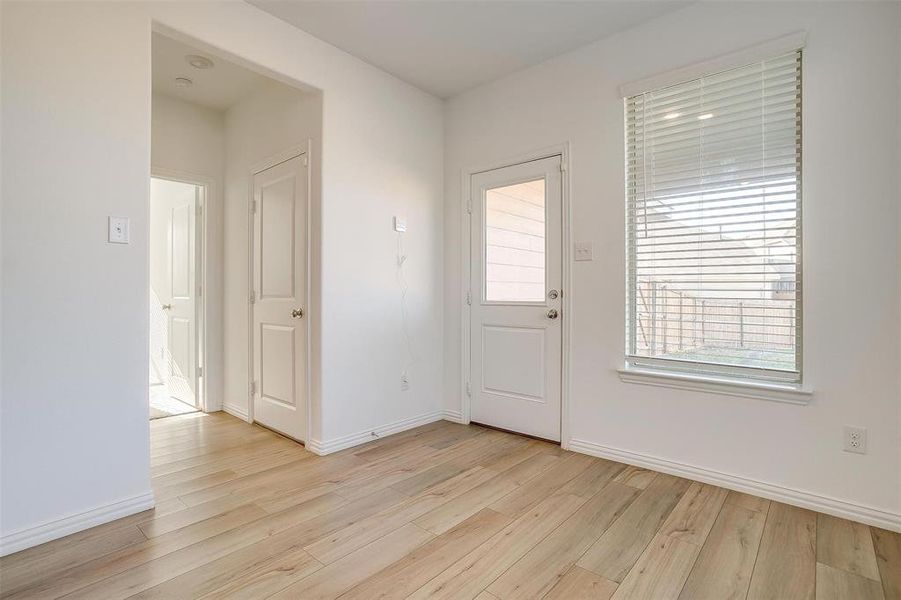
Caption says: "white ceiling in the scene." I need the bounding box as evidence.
[248,0,689,98]
[152,32,275,111]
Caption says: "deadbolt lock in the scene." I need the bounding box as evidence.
[292,308,304,319]
[548,289,559,299]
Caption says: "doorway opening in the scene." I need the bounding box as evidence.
[149,176,205,419]
[464,151,570,443]
[150,29,321,437]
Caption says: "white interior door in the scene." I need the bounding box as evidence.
[470,156,563,441]
[252,153,308,442]
[150,177,199,407]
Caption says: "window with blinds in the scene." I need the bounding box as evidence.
[625,50,802,383]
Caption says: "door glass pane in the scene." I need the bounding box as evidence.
[485,178,545,302]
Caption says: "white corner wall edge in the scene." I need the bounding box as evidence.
[569,438,901,533]
[306,410,445,455]
[0,491,156,557]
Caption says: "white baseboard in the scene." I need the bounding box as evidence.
[306,410,445,456]
[442,409,465,424]
[0,491,156,557]
[222,403,250,422]
[568,438,901,533]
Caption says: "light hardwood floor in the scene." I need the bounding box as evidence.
[2,412,899,599]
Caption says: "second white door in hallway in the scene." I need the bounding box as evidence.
[251,152,308,442]
[150,177,202,409]
[469,155,563,442]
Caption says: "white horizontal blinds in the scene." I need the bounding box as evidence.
[626,50,802,383]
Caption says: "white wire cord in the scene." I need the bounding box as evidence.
[396,231,417,377]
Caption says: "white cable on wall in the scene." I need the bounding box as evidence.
[396,230,417,380]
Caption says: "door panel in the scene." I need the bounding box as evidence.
[150,177,198,408]
[170,204,192,299]
[481,325,545,400]
[470,156,562,441]
[252,153,307,442]
[167,191,196,405]
[170,317,192,378]
[260,324,296,407]
[260,176,296,299]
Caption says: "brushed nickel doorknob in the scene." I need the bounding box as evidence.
[547,309,559,319]
[292,308,304,318]
[161,304,173,310]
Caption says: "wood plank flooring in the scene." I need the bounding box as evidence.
[1,412,899,599]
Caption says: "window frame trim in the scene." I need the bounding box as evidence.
[618,364,813,405]
[623,40,806,390]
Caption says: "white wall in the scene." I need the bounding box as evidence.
[1,2,154,551]
[0,0,443,553]
[151,92,225,407]
[221,81,321,432]
[444,2,901,525]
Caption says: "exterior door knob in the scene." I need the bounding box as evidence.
[547,309,559,319]
[292,308,304,319]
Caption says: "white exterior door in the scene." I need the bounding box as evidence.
[150,177,199,407]
[252,153,308,442]
[470,156,563,441]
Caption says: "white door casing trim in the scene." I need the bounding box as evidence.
[460,143,572,448]
[247,143,313,442]
[150,167,212,413]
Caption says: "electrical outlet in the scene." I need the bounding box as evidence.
[400,373,410,391]
[843,426,867,454]
[108,216,130,244]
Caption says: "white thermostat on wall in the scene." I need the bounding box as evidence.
[393,216,407,233]
[108,216,130,244]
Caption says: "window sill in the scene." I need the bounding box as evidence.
[617,367,812,405]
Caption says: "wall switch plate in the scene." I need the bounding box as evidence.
[843,426,867,454]
[574,241,593,261]
[108,216,130,244]
[393,216,407,233]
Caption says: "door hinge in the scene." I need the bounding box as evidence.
[467,197,472,215]
[249,380,256,396]
[465,381,472,397]
[197,366,203,378]
[303,155,309,167]
[465,290,472,306]
[560,161,567,173]
[249,200,257,214]
[196,205,203,217]
[249,290,256,304]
